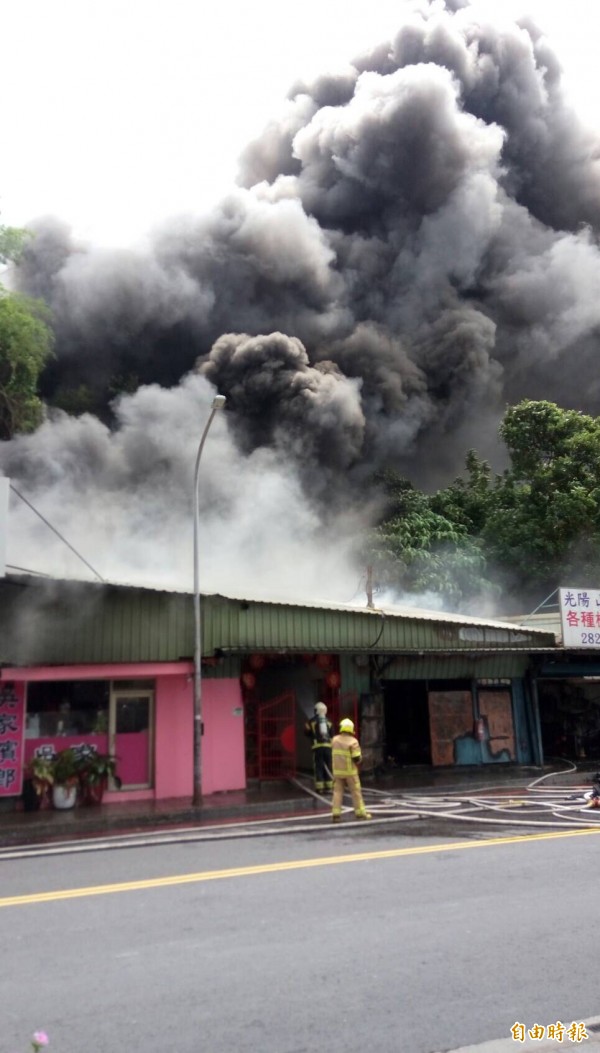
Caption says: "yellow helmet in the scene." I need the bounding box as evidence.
[339,718,355,734]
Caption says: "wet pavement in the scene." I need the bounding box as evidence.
[0,779,319,848]
[1,763,597,849]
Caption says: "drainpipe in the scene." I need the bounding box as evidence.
[366,565,374,609]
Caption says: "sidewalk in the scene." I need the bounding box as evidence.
[0,764,571,849]
[0,780,322,848]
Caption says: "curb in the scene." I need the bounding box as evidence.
[0,796,322,849]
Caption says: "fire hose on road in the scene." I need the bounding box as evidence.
[293,758,600,830]
[3,761,600,861]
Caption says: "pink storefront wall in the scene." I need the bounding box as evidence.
[1,663,246,802]
[154,675,246,798]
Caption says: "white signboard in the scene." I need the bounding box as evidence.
[0,477,8,577]
[559,587,600,648]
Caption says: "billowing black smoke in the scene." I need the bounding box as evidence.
[4,0,600,596]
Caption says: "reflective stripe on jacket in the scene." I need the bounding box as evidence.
[304,717,333,749]
[331,732,361,777]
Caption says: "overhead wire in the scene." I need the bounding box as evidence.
[8,483,105,582]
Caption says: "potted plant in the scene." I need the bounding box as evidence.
[23,755,55,811]
[77,751,121,805]
[50,747,80,809]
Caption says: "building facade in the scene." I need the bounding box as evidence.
[0,574,557,807]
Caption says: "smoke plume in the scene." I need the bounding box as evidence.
[4,0,600,602]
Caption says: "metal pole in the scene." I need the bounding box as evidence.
[528,588,559,616]
[192,394,226,807]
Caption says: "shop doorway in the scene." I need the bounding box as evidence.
[109,688,154,788]
[240,653,341,779]
[383,681,431,766]
[538,678,600,762]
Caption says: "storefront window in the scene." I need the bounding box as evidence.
[26,681,109,739]
[24,679,155,790]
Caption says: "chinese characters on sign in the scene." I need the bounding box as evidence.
[31,742,99,764]
[0,681,25,796]
[559,588,600,648]
[511,1021,588,1043]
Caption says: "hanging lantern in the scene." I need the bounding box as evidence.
[248,654,266,670]
[326,671,341,689]
[315,653,333,670]
[241,672,256,690]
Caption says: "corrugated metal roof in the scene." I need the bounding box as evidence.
[204,591,553,635]
[8,571,550,632]
[0,573,557,667]
[201,593,554,656]
[504,611,562,643]
[0,574,176,665]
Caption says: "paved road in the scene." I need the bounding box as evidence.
[3,823,600,1053]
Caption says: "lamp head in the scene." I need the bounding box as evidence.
[211,395,226,410]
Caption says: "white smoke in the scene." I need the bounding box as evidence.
[1,374,370,603]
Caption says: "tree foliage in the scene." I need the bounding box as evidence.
[485,401,600,592]
[0,290,54,439]
[0,221,54,439]
[365,401,600,610]
[0,222,31,266]
[366,470,490,608]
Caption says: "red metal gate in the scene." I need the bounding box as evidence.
[258,691,296,780]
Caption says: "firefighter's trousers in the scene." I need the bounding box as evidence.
[332,773,368,817]
[312,746,333,791]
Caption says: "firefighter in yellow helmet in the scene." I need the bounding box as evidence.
[331,717,372,822]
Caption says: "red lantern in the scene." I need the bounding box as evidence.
[241,672,256,690]
[326,671,341,689]
[315,653,332,669]
[248,654,266,670]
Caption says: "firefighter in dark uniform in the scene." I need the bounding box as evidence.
[304,702,333,793]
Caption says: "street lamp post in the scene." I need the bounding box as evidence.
[192,393,226,807]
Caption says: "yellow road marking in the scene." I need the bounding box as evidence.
[2,826,599,908]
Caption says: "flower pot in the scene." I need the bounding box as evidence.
[81,777,107,806]
[22,778,42,812]
[52,783,78,810]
